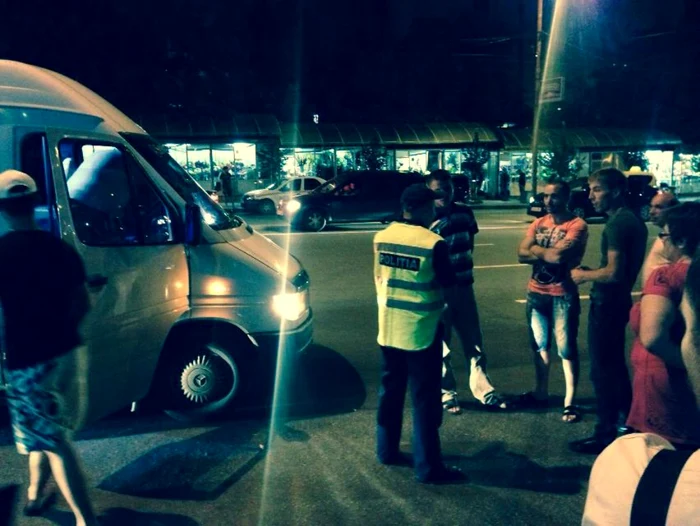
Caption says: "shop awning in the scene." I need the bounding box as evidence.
[135,113,281,141]
[500,127,682,151]
[279,122,499,148]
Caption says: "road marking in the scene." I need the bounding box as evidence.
[474,243,494,247]
[514,291,643,304]
[474,263,527,269]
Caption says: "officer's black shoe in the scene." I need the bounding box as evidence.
[417,466,468,485]
[378,452,412,467]
[568,435,614,455]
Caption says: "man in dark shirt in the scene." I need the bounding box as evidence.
[0,170,97,524]
[570,168,648,454]
[373,184,464,484]
[427,170,508,413]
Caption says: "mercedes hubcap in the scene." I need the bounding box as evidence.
[180,355,216,403]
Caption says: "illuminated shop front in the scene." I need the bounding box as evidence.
[282,148,336,179]
[673,153,700,194]
[498,127,681,195]
[164,142,257,189]
[279,122,499,188]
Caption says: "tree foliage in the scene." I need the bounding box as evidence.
[620,151,649,171]
[257,141,289,181]
[691,156,700,174]
[538,134,582,181]
[460,134,491,182]
[360,142,387,171]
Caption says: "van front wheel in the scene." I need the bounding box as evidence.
[163,340,242,421]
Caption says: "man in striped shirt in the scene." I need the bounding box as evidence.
[428,170,509,413]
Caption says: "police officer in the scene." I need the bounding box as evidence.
[373,184,464,484]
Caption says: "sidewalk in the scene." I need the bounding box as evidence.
[467,197,529,210]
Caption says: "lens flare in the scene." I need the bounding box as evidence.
[259,6,305,523]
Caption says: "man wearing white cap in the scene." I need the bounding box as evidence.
[0,170,98,525]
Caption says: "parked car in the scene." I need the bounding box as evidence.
[527,175,657,221]
[279,170,425,231]
[242,176,325,214]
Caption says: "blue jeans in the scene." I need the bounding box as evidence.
[526,291,580,360]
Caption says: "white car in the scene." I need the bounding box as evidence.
[242,176,325,214]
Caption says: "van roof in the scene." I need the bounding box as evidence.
[0,60,144,135]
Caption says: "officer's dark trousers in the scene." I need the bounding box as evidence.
[588,297,632,441]
[377,330,443,481]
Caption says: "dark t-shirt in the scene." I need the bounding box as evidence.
[432,240,456,288]
[0,230,87,370]
[591,208,648,302]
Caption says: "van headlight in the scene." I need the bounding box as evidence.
[529,196,535,203]
[272,291,308,321]
[286,200,301,213]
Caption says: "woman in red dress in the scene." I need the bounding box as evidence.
[627,202,700,447]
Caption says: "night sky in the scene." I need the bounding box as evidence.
[1,0,698,136]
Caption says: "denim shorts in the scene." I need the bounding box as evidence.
[525,291,581,360]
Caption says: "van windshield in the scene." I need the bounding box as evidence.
[121,133,239,230]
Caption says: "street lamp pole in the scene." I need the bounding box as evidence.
[531,0,544,197]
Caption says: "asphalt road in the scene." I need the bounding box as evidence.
[0,209,657,526]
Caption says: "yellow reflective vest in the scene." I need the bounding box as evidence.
[374,222,445,351]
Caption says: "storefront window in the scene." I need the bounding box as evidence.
[165,142,257,188]
[444,150,462,174]
[181,144,211,182]
[285,148,336,179]
[645,150,674,186]
[212,143,257,180]
[395,150,428,174]
[336,149,359,173]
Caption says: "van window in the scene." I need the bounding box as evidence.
[59,140,177,246]
[19,133,55,234]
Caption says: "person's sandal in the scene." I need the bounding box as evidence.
[481,391,510,411]
[562,405,582,424]
[442,396,462,415]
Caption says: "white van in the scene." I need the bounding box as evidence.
[241,176,325,214]
[0,60,313,421]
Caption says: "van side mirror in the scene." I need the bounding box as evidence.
[185,204,202,246]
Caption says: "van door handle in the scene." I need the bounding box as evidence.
[86,274,108,288]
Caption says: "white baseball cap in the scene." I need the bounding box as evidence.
[0,170,38,200]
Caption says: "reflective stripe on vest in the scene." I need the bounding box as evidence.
[374,222,445,351]
[375,243,434,258]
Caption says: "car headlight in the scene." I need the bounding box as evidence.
[272,291,309,321]
[286,200,301,213]
[529,196,535,203]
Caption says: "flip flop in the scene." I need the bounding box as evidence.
[562,405,582,424]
